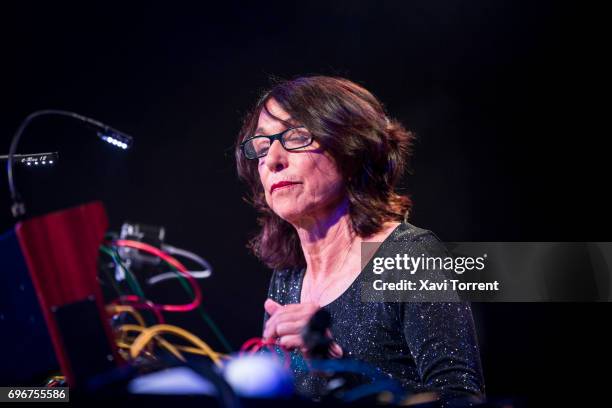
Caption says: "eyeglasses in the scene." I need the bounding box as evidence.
[240,126,314,160]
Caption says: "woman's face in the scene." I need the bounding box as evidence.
[256,98,345,224]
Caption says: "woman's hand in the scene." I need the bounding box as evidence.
[263,298,343,358]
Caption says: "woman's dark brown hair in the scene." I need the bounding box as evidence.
[236,76,415,270]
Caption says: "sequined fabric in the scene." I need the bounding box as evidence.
[263,221,485,402]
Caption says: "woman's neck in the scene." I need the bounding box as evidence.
[292,198,357,283]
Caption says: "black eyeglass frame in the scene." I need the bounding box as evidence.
[240,126,313,160]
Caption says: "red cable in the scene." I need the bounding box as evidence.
[111,239,203,312]
[111,295,165,323]
[240,337,291,368]
[240,337,264,352]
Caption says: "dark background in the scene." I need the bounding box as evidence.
[1,1,609,403]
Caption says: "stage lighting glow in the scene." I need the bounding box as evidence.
[98,132,131,150]
[223,353,293,398]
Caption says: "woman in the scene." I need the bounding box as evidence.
[235,76,485,402]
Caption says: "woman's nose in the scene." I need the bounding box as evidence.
[265,140,287,172]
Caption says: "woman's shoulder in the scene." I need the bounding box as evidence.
[391,220,442,242]
[386,221,449,256]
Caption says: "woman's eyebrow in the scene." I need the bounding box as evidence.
[254,119,297,135]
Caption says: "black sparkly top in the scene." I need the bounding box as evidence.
[263,221,485,402]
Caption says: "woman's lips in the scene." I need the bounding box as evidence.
[270,181,302,193]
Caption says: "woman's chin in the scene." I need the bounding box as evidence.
[273,208,304,224]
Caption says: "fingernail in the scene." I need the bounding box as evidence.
[330,342,343,358]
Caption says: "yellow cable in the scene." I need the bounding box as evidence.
[116,341,132,349]
[129,324,223,367]
[107,305,146,327]
[175,345,231,360]
[118,339,230,360]
[107,305,147,345]
[46,375,65,386]
[117,324,146,333]
[117,324,185,362]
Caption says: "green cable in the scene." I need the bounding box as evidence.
[100,245,158,326]
[99,249,125,297]
[99,246,146,299]
[158,259,234,353]
[100,244,233,353]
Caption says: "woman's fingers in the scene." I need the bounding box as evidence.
[278,334,303,349]
[329,341,343,358]
[279,337,343,358]
[264,310,312,338]
[275,320,306,337]
[263,301,319,339]
[265,302,317,324]
[263,303,344,358]
[264,298,282,315]
[269,307,316,327]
